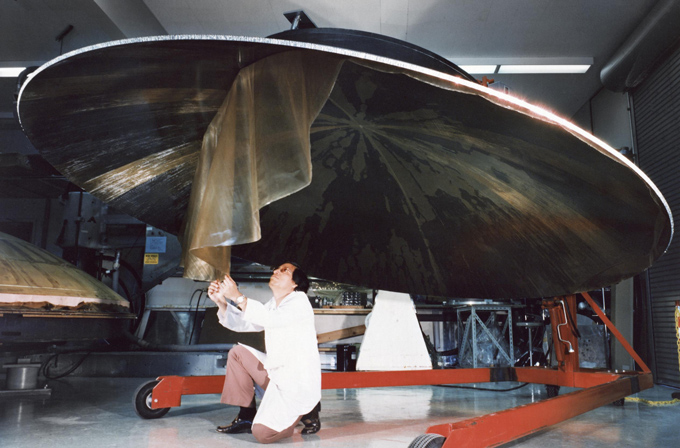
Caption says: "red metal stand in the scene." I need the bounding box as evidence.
[145,293,652,447]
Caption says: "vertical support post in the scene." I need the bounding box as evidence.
[564,294,580,372]
[458,307,471,366]
[471,307,478,368]
[507,305,515,365]
[673,301,680,399]
[544,295,580,375]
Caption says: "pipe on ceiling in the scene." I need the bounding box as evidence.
[601,0,680,92]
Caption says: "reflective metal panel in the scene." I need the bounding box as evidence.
[16,33,672,299]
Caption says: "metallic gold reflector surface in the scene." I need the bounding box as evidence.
[182,50,343,279]
[0,232,130,310]
[17,34,673,299]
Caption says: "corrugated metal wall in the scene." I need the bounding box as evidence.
[632,43,680,388]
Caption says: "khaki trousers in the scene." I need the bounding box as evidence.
[221,345,302,444]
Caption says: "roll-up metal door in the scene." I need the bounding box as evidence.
[632,43,680,388]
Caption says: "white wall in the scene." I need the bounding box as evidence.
[573,88,635,371]
[573,89,633,151]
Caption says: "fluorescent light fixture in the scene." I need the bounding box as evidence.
[0,61,44,78]
[0,67,26,77]
[459,65,497,74]
[451,57,593,75]
[498,65,590,74]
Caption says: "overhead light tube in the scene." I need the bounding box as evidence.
[498,65,591,74]
[0,67,26,77]
[459,65,498,74]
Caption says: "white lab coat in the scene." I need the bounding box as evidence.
[217,290,321,432]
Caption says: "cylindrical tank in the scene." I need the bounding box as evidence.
[4,363,41,390]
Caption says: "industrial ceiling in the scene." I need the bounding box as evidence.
[0,0,660,138]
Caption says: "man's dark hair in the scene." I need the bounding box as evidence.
[289,262,310,293]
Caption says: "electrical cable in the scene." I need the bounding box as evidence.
[188,289,205,344]
[38,335,135,380]
[121,328,233,352]
[41,351,93,380]
[437,383,529,392]
[98,253,147,335]
[187,288,201,310]
[100,254,144,313]
[116,280,131,304]
[101,255,144,292]
[435,348,458,357]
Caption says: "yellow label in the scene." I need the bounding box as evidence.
[676,303,680,371]
[144,253,159,265]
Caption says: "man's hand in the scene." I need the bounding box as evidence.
[220,274,242,301]
[220,274,247,311]
[208,275,246,311]
[208,279,228,313]
[208,279,224,302]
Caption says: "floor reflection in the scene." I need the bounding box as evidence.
[0,377,677,447]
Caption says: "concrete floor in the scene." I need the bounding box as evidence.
[1,377,679,447]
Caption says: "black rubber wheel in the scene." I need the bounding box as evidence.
[546,384,560,398]
[133,380,170,419]
[408,433,446,448]
[612,398,625,406]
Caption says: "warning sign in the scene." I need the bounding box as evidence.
[144,253,159,265]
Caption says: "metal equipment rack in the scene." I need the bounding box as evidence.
[456,302,518,368]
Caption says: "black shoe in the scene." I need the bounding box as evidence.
[301,402,321,435]
[301,417,320,435]
[216,417,253,434]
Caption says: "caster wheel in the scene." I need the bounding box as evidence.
[408,433,446,448]
[612,398,625,406]
[133,380,170,419]
[546,384,560,398]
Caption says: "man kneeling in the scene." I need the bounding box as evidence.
[208,262,321,443]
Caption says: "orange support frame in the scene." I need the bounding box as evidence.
[148,293,652,447]
[425,293,652,447]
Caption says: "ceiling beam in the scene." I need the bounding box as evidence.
[93,0,167,38]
